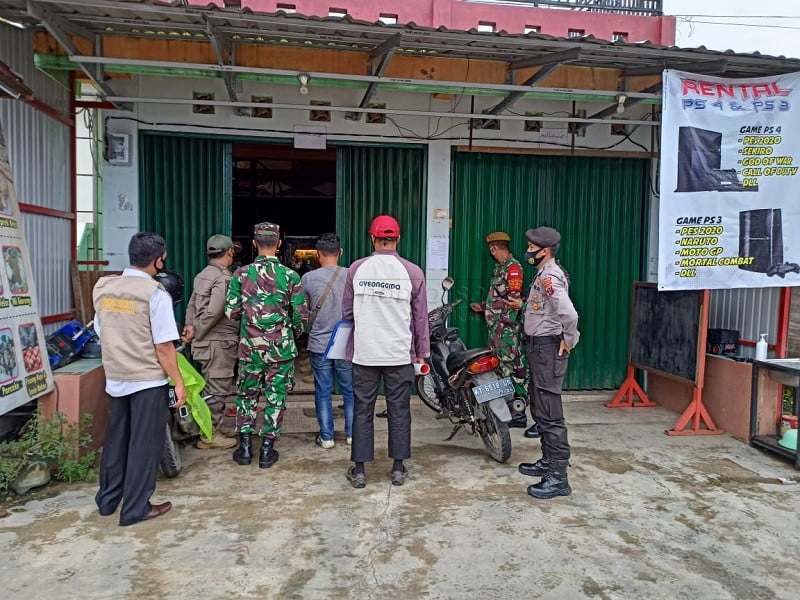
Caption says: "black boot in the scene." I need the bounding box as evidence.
[508,413,527,428]
[233,433,252,465]
[523,422,542,439]
[519,457,549,477]
[527,459,571,499]
[259,437,280,469]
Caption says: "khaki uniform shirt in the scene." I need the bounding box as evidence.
[523,259,580,349]
[185,263,239,344]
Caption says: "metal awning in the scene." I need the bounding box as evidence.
[1,0,799,76]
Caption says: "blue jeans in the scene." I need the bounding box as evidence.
[310,352,354,441]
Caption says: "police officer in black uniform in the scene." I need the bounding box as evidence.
[504,226,579,499]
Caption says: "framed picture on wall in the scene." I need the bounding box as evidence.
[106,132,131,166]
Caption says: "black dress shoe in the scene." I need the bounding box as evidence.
[524,422,542,438]
[508,413,527,428]
[376,410,388,418]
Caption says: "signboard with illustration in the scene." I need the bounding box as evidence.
[0,121,54,415]
[659,69,800,290]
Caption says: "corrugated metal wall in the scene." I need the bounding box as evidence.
[451,152,649,390]
[336,146,427,269]
[709,288,780,357]
[0,24,71,332]
[139,133,232,325]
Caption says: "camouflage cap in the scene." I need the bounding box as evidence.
[525,226,561,247]
[254,222,280,237]
[206,234,233,253]
[485,231,511,244]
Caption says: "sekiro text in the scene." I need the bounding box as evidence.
[681,79,791,100]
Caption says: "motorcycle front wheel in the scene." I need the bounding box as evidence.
[478,410,512,463]
[415,373,444,414]
[160,421,182,478]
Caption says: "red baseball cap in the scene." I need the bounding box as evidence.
[369,215,401,237]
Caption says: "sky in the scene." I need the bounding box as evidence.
[663,0,800,58]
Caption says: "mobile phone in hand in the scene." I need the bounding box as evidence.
[167,387,177,408]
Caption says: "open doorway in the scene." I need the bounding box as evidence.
[231,143,337,275]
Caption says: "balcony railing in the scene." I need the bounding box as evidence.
[474,0,663,17]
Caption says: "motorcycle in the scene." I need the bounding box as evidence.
[416,277,524,463]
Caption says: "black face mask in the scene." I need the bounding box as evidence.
[525,249,545,267]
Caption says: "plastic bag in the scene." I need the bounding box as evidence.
[171,353,213,440]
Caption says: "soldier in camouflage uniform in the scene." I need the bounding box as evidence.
[470,231,536,432]
[224,221,309,469]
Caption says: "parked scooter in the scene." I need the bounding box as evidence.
[416,277,523,463]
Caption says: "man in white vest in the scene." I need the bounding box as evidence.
[93,232,187,526]
[342,215,430,488]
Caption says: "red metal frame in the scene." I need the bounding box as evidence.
[18,203,75,220]
[42,313,73,324]
[74,100,116,110]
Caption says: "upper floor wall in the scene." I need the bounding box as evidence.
[207,0,675,45]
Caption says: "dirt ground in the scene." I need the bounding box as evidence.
[1,397,799,600]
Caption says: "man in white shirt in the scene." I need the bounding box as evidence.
[93,232,186,526]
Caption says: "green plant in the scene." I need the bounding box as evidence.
[0,412,97,493]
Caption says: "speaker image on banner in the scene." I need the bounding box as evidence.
[739,209,782,273]
[738,209,800,277]
[675,126,757,192]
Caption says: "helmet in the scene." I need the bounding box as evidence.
[154,268,185,305]
[778,428,798,451]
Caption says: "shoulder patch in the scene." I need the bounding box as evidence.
[543,276,555,297]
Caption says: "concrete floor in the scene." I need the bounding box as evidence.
[1,395,799,600]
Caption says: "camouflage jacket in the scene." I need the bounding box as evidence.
[224,256,309,363]
[485,256,524,333]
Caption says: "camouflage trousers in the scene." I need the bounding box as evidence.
[488,325,529,400]
[236,358,295,438]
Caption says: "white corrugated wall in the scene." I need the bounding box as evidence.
[709,288,781,358]
[1,23,72,332]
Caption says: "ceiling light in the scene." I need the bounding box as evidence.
[298,73,309,96]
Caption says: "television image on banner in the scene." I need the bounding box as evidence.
[675,126,757,193]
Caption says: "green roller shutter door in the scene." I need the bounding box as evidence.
[336,146,427,268]
[451,152,648,390]
[139,133,232,325]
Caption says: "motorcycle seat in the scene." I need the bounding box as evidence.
[446,347,494,375]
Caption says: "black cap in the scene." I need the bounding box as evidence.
[525,226,560,247]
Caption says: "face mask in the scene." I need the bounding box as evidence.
[525,249,545,267]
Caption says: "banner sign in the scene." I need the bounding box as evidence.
[659,69,800,290]
[0,122,54,415]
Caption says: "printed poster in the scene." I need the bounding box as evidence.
[0,121,54,415]
[659,69,800,290]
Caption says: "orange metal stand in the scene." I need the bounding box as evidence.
[665,290,723,436]
[665,385,723,435]
[606,365,656,407]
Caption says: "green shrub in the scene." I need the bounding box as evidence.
[0,411,97,493]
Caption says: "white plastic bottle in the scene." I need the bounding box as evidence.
[755,334,768,361]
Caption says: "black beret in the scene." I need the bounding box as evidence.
[525,226,561,247]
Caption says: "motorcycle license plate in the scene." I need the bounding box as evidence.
[472,377,514,403]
